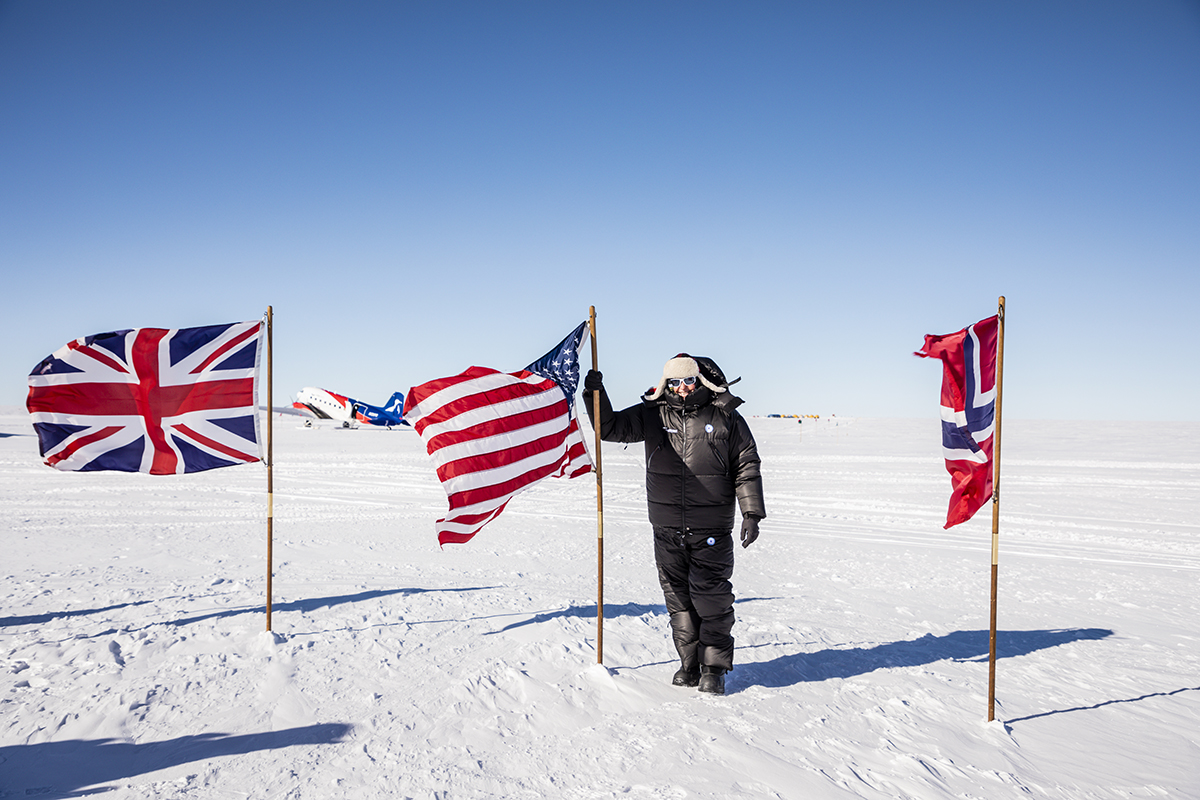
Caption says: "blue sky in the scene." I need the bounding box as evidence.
[2,1,1197,420]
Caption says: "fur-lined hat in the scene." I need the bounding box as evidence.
[645,353,728,400]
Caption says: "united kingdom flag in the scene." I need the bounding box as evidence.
[915,315,998,528]
[27,320,264,475]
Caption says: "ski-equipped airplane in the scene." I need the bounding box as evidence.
[291,387,408,428]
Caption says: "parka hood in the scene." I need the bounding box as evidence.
[644,353,735,401]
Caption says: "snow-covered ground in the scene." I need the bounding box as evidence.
[2,406,1198,799]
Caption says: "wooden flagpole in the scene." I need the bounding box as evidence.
[266,306,275,633]
[589,305,605,664]
[988,296,1006,721]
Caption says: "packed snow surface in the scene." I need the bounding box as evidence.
[2,407,1198,798]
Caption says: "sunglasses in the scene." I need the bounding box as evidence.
[667,376,698,388]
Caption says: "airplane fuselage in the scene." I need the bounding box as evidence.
[293,387,406,428]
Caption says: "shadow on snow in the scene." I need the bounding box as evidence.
[731,627,1115,690]
[1,599,158,628]
[485,601,668,634]
[1,587,498,632]
[482,596,782,634]
[0,723,352,799]
[168,586,497,628]
[1004,685,1200,727]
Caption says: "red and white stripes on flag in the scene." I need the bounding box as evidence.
[403,341,593,546]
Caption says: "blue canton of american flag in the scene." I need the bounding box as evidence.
[403,321,593,546]
[523,320,589,408]
[27,320,264,475]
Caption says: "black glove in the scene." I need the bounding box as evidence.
[739,516,760,548]
[583,369,604,392]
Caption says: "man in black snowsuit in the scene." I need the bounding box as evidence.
[583,354,765,695]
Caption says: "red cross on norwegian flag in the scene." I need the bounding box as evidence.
[27,320,264,475]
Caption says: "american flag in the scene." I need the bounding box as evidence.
[915,315,998,528]
[403,321,594,546]
[27,321,264,475]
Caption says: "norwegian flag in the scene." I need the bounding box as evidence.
[27,320,264,475]
[915,315,998,528]
[403,321,594,546]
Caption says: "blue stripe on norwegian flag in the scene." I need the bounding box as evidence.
[916,314,999,528]
[938,322,996,464]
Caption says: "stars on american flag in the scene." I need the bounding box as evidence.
[523,320,589,410]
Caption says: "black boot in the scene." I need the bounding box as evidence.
[698,665,725,695]
[671,666,700,687]
[668,610,700,687]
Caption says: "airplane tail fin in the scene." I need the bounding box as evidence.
[385,392,409,425]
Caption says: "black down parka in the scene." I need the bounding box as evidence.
[583,383,766,531]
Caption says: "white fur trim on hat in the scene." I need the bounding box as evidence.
[645,355,726,400]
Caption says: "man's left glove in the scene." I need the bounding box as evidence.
[583,369,604,392]
[739,515,760,548]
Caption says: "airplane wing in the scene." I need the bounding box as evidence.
[259,404,313,418]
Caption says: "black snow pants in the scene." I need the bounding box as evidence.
[652,526,736,672]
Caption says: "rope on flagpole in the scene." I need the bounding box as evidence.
[589,306,604,664]
[988,295,1006,721]
[266,305,274,633]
